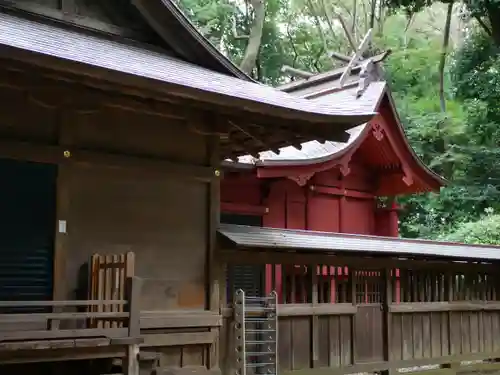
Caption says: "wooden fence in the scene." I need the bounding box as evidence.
[222,261,500,375]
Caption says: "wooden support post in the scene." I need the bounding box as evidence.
[125,344,140,375]
[127,276,142,338]
[350,268,356,366]
[51,109,75,331]
[443,271,459,370]
[207,126,221,370]
[310,264,319,368]
[382,268,393,375]
[125,276,142,375]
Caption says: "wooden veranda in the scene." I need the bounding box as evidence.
[218,224,500,375]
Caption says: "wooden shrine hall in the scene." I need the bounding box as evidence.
[0,1,498,375]
[220,58,445,302]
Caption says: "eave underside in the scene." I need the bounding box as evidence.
[225,80,444,195]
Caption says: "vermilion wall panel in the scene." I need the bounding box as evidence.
[306,193,340,232]
[341,197,375,235]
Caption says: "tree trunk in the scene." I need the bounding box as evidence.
[239,0,266,75]
[438,1,453,113]
[487,10,500,46]
[369,0,376,30]
[308,0,330,53]
[437,1,454,178]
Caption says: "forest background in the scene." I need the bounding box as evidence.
[177,0,500,244]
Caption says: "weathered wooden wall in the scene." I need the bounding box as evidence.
[0,64,221,371]
[66,165,208,310]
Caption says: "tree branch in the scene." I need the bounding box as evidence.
[239,0,266,75]
[475,15,492,36]
[438,1,453,113]
[232,14,249,39]
[337,13,358,51]
[306,0,330,53]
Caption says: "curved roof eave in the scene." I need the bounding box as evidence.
[226,81,386,167]
[132,0,252,80]
[383,90,447,189]
[226,81,447,192]
[254,124,370,167]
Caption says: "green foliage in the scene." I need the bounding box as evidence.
[438,211,500,244]
[176,0,500,244]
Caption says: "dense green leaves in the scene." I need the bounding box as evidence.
[438,212,500,244]
[177,0,500,243]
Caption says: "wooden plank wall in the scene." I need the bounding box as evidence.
[390,309,500,361]
[222,261,500,375]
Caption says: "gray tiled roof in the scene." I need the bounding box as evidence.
[218,224,500,262]
[0,12,375,123]
[229,82,386,165]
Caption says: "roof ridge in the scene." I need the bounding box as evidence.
[132,0,252,80]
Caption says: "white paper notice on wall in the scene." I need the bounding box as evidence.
[58,220,67,234]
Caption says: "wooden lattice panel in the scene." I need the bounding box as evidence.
[88,252,135,328]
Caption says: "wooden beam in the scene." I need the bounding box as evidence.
[309,185,375,199]
[221,202,269,216]
[0,62,352,160]
[217,249,498,271]
[0,140,216,182]
[339,29,373,88]
[221,303,356,317]
[206,124,221,369]
[281,65,314,79]
[279,352,500,375]
[389,302,500,313]
[141,331,216,347]
[330,51,353,63]
[140,311,222,329]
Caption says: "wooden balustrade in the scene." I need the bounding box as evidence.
[0,276,142,351]
[223,262,500,375]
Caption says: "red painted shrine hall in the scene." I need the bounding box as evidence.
[220,59,446,303]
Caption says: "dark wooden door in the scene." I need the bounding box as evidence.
[0,159,56,312]
[353,270,385,363]
[220,213,263,303]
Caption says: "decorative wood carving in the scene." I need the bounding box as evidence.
[288,173,315,186]
[372,123,384,141]
[402,166,414,186]
[339,153,354,176]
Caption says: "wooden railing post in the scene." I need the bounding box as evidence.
[310,264,319,368]
[382,268,393,375]
[125,276,142,375]
[127,276,142,338]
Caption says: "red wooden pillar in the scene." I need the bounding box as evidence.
[263,182,284,301]
[376,199,401,302]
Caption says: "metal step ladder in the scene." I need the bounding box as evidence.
[234,289,278,375]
